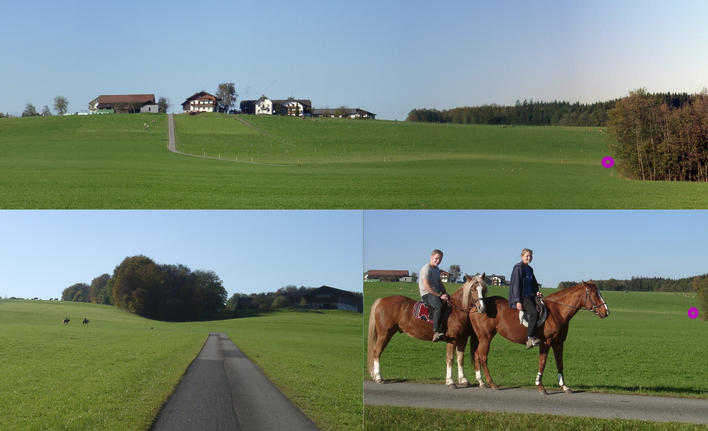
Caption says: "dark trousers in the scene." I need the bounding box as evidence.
[522,296,539,338]
[422,294,446,333]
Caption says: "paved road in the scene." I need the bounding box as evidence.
[364,381,708,425]
[151,333,320,431]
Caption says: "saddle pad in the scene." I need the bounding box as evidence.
[412,301,433,322]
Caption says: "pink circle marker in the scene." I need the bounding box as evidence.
[688,307,699,319]
[602,157,614,168]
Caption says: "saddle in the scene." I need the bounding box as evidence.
[412,301,450,323]
[519,296,548,328]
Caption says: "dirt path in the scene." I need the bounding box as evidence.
[364,381,708,425]
[151,333,320,431]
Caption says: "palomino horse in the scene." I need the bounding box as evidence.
[455,281,609,394]
[368,274,487,387]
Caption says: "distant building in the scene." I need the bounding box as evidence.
[89,94,156,114]
[364,270,410,282]
[312,108,376,119]
[182,91,220,113]
[488,274,506,286]
[140,101,159,113]
[240,96,312,117]
[303,286,362,312]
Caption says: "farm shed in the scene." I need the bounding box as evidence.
[303,286,362,312]
[364,270,410,282]
[89,94,156,114]
[312,108,376,119]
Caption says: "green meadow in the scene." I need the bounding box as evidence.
[2,113,708,208]
[364,283,707,430]
[0,300,361,431]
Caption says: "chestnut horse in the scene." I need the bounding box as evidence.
[368,274,487,387]
[455,281,609,394]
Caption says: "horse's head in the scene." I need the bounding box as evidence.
[582,281,610,318]
[462,273,487,313]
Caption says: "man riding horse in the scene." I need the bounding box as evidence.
[419,249,450,342]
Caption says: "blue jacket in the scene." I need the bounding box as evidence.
[509,261,539,309]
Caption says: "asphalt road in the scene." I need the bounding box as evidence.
[151,333,320,431]
[364,381,708,425]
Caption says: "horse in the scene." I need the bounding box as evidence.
[368,274,487,388]
[82,318,89,325]
[455,281,610,394]
[63,317,70,325]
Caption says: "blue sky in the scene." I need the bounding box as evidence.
[1,1,706,120]
[0,211,363,299]
[364,211,708,288]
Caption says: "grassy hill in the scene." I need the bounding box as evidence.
[0,300,361,431]
[2,113,708,208]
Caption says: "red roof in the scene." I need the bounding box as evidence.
[366,270,410,277]
[97,94,155,105]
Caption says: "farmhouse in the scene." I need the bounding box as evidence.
[182,91,221,113]
[364,270,410,282]
[240,96,312,117]
[140,101,159,113]
[312,108,376,119]
[487,274,506,286]
[89,94,156,114]
[303,286,362,312]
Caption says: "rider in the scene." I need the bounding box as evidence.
[509,248,543,349]
[419,249,450,342]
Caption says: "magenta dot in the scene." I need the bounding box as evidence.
[602,157,614,168]
[688,307,699,319]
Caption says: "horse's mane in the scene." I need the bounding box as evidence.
[546,281,594,300]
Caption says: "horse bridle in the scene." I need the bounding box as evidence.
[447,280,485,312]
[544,286,607,317]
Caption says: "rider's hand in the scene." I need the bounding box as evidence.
[515,302,523,311]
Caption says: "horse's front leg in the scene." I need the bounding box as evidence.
[445,342,456,388]
[455,338,470,388]
[536,343,551,395]
[552,342,571,393]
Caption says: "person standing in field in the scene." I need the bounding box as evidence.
[509,248,543,349]
[419,249,450,342]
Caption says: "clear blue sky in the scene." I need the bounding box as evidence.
[364,211,708,288]
[0,211,363,299]
[1,1,706,120]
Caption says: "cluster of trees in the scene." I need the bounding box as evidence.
[406,100,616,126]
[226,286,312,311]
[608,89,708,182]
[62,255,227,321]
[216,82,238,113]
[19,96,69,117]
[558,275,708,293]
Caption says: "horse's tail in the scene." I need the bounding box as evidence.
[367,298,382,376]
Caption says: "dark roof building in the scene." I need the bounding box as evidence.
[89,94,156,114]
[303,286,362,312]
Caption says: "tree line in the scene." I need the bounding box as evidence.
[558,274,708,293]
[62,255,226,321]
[406,99,617,126]
[608,89,708,182]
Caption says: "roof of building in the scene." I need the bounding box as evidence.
[182,91,220,104]
[95,94,155,105]
[366,270,410,277]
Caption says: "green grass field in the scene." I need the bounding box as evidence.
[0,300,361,431]
[364,283,707,430]
[2,113,708,208]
